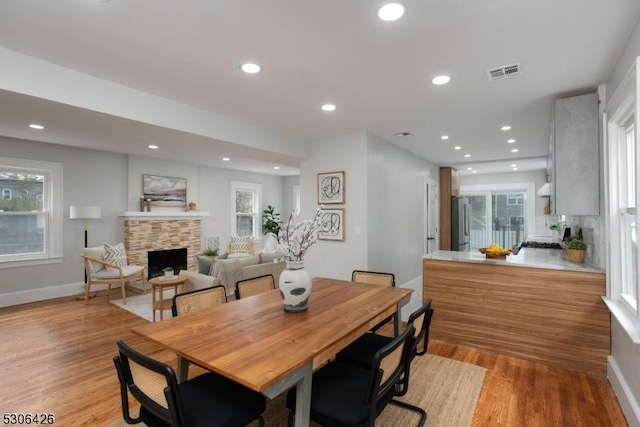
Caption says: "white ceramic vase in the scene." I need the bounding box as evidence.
[278,260,312,312]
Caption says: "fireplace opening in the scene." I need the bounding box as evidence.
[147,247,188,279]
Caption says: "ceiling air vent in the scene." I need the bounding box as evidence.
[486,62,521,82]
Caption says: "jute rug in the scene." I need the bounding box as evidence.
[106,353,486,426]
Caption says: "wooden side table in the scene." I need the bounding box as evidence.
[150,275,187,322]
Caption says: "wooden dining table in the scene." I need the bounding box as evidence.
[131,276,412,427]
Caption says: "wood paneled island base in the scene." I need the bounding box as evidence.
[423,258,609,376]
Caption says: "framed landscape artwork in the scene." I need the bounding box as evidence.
[317,171,345,204]
[318,208,345,241]
[142,174,187,207]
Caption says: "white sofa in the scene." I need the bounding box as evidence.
[179,253,285,296]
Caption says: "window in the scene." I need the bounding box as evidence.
[230,181,262,239]
[606,62,639,322]
[0,157,63,266]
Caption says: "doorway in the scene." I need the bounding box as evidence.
[424,177,438,254]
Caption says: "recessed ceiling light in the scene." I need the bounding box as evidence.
[29,124,44,130]
[501,125,512,131]
[507,139,516,143]
[431,75,451,85]
[273,166,280,170]
[513,167,519,171]
[394,132,411,137]
[511,163,517,167]
[464,154,471,158]
[321,104,336,112]
[511,148,519,153]
[454,146,461,150]
[472,170,477,174]
[240,63,261,74]
[467,167,472,171]
[148,145,158,150]
[377,3,405,21]
[222,157,230,161]
[441,135,449,140]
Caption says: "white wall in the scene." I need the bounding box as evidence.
[604,17,640,427]
[0,137,285,306]
[366,133,439,319]
[282,175,300,218]
[299,132,368,281]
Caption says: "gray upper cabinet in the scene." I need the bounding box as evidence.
[552,92,599,216]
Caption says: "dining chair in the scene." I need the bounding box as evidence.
[172,285,227,317]
[286,325,415,427]
[352,270,397,334]
[113,340,266,427]
[334,299,434,425]
[235,274,275,300]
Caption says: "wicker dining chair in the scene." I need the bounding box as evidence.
[171,285,227,317]
[352,270,397,333]
[235,274,275,300]
[113,340,266,427]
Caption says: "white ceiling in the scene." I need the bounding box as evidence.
[1,0,639,176]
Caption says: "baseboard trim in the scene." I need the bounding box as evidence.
[608,355,640,427]
[1,282,84,308]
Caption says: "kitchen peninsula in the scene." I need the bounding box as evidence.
[423,248,608,376]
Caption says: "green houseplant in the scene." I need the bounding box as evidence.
[203,248,219,257]
[162,266,174,277]
[262,205,282,236]
[565,236,587,263]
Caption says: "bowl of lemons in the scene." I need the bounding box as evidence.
[479,243,512,259]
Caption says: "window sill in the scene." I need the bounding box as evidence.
[603,297,640,346]
[0,256,64,269]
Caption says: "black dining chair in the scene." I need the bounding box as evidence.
[113,340,266,427]
[335,298,434,425]
[171,285,227,317]
[351,270,398,334]
[286,325,415,427]
[235,274,275,300]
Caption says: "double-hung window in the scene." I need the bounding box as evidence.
[606,60,639,323]
[230,181,262,239]
[0,157,63,266]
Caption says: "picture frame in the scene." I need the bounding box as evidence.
[318,208,345,241]
[317,171,345,204]
[142,174,187,207]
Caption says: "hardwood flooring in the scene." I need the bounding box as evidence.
[0,294,629,426]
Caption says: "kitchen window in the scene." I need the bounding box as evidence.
[230,181,262,240]
[606,62,639,323]
[0,157,63,266]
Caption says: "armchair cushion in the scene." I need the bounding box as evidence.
[84,246,106,273]
[93,265,145,279]
[104,242,128,268]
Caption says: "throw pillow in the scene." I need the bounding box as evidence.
[228,236,253,257]
[196,255,213,274]
[104,242,128,268]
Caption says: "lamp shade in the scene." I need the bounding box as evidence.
[536,182,552,197]
[70,205,102,219]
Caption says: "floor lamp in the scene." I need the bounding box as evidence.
[70,205,102,285]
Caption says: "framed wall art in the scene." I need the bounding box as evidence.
[317,171,345,204]
[318,208,344,241]
[142,174,187,207]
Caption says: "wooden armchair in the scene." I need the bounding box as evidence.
[82,248,147,305]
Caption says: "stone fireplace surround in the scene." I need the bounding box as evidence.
[121,212,209,277]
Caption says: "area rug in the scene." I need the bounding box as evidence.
[110,291,176,322]
[106,353,486,426]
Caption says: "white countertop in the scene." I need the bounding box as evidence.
[423,248,604,274]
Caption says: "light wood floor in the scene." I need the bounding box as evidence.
[0,293,628,426]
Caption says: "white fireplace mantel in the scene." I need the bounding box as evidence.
[120,211,210,220]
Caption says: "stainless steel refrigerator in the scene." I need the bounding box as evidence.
[451,196,470,252]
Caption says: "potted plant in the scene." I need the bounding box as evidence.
[262,205,282,236]
[565,236,587,263]
[549,223,559,240]
[162,266,174,277]
[202,248,219,257]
